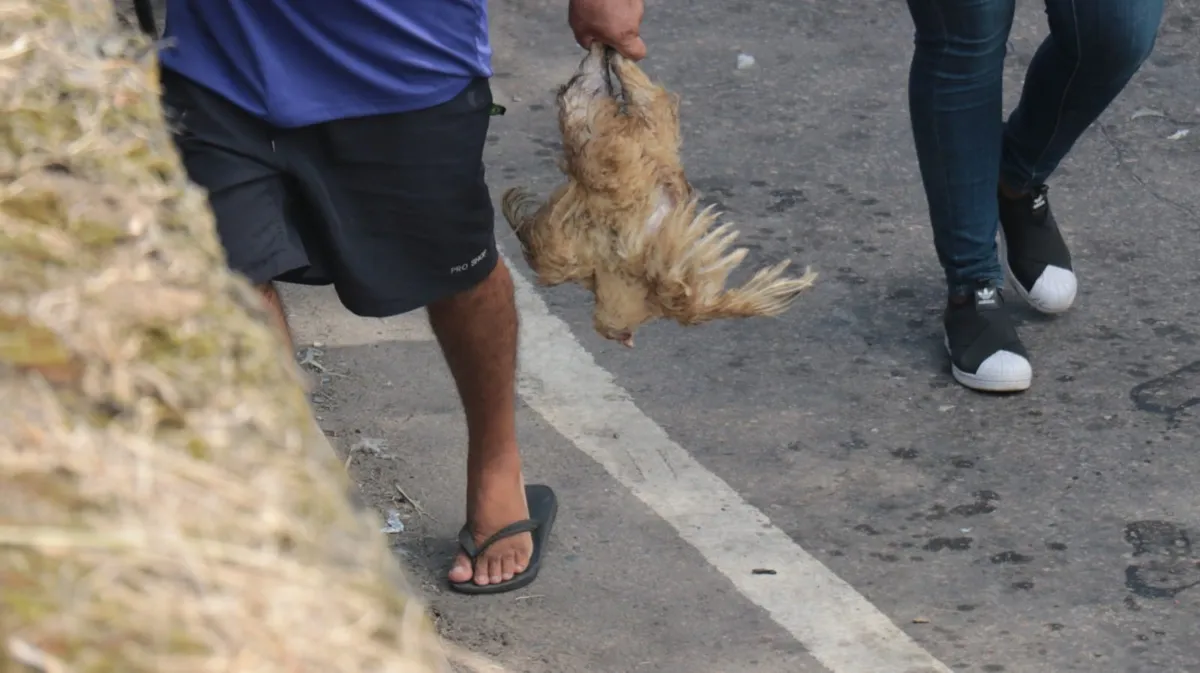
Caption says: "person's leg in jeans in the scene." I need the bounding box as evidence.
[996,0,1162,313]
[904,0,1162,392]
[906,0,1028,392]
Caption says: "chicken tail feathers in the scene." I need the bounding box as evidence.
[704,262,818,321]
[644,200,818,325]
[500,186,594,288]
[501,186,540,235]
[501,186,545,276]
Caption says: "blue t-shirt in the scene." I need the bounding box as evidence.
[159,0,492,128]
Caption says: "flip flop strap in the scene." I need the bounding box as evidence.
[458,519,541,560]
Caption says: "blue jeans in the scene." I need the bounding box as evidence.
[904,0,1164,294]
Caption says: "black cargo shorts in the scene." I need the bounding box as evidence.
[160,68,499,318]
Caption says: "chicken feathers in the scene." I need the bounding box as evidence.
[502,44,817,347]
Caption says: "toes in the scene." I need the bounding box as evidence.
[487,554,504,585]
[473,556,492,586]
[514,538,531,575]
[501,553,517,581]
[470,556,489,586]
[468,538,533,586]
[472,555,501,586]
[448,552,474,584]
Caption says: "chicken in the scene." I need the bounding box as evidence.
[502,44,817,348]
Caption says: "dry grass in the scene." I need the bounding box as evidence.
[0,1,492,671]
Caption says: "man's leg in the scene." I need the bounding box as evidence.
[259,282,295,349]
[304,77,536,588]
[159,67,311,349]
[996,0,1163,313]
[428,261,533,586]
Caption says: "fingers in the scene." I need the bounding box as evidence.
[617,35,647,61]
[578,34,646,61]
[568,0,647,61]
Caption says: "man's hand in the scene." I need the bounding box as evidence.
[568,0,647,61]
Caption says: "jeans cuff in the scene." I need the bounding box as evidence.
[999,169,1032,195]
[948,277,1005,298]
[999,159,1048,195]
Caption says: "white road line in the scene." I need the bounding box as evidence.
[508,255,955,673]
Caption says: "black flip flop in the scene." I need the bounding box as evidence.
[448,484,558,595]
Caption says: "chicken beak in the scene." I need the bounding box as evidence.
[620,335,635,348]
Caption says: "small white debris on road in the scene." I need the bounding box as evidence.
[380,509,406,534]
[351,437,391,458]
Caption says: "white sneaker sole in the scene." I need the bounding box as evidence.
[944,335,1032,393]
[999,231,1077,315]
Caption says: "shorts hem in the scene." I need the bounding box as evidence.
[241,251,311,287]
[334,252,500,319]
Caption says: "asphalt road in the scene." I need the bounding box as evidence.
[134,0,1200,671]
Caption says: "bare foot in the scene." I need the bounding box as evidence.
[448,455,533,586]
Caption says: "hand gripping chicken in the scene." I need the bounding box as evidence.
[502,44,817,347]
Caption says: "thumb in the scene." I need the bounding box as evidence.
[614,34,647,61]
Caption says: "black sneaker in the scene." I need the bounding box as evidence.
[998,184,1077,314]
[944,283,1032,392]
